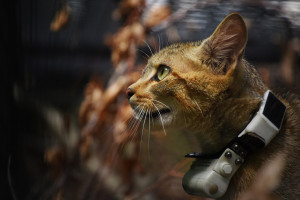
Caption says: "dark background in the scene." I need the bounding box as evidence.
[1,0,120,199]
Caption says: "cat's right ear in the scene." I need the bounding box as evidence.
[200,13,248,74]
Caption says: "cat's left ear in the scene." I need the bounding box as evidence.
[200,13,247,74]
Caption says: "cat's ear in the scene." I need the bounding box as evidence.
[201,13,247,74]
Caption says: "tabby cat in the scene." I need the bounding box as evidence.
[127,13,300,199]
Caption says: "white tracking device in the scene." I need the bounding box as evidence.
[238,90,286,145]
[182,90,286,198]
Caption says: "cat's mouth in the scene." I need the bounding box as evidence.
[132,106,173,126]
[150,108,172,119]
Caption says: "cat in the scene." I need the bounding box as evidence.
[126,13,300,199]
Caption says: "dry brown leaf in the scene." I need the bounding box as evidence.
[144,5,171,28]
[107,22,145,67]
[116,0,145,20]
[50,4,71,32]
[44,146,66,178]
[79,79,104,126]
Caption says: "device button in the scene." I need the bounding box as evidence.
[221,163,233,176]
[225,151,232,159]
[209,184,219,195]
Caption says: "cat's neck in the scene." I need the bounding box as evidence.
[186,60,267,154]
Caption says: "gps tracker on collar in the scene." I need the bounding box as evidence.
[182,90,286,198]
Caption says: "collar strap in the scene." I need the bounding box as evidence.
[185,90,286,159]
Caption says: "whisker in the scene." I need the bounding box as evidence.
[166,33,170,46]
[152,99,169,108]
[152,102,167,136]
[117,106,136,124]
[127,117,138,137]
[126,115,137,131]
[151,112,154,126]
[115,117,135,141]
[143,40,154,56]
[137,48,150,58]
[131,105,147,141]
[126,105,142,134]
[128,105,144,139]
[129,118,142,143]
[140,55,149,61]
[193,99,204,117]
[140,108,149,152]
[115,105,144,152]
[132,104,143,119]
[157,33,161,52]
[93,107,137,157]
[148,110,151,160]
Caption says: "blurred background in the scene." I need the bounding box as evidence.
[1,0,300,199]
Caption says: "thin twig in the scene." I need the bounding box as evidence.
[7,155,18,200]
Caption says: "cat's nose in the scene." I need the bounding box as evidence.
[126,88,135,100]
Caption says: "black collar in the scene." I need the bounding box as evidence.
[185,133,264,160]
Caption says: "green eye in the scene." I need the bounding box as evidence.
[155,65,171,81]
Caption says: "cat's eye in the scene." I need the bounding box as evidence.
[154,65,171,81]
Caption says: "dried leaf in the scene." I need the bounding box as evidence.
[50,4,71,32]
[143,5,171,28]
[107,23,145,67]
[44,146,66,178]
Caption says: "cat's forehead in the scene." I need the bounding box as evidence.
[148,41,201,63]
[157,41,201,55]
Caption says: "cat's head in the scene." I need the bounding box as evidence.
[127,13,249,146]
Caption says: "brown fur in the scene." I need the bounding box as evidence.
[127,13,300,199]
